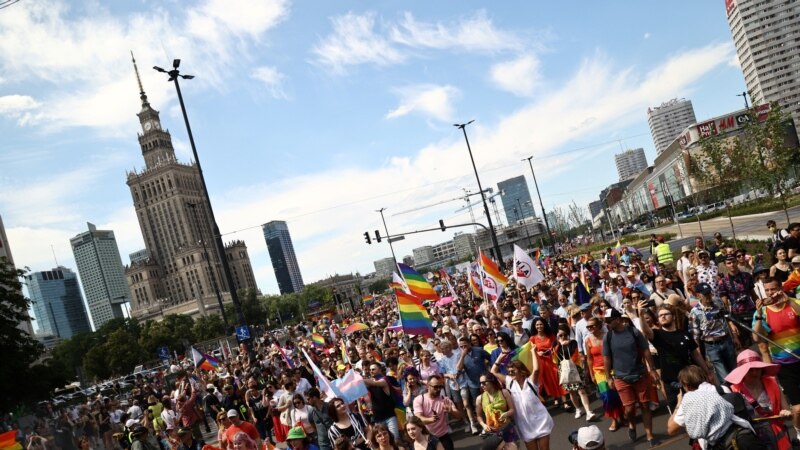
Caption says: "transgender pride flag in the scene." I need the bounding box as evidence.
[333,369,369,404]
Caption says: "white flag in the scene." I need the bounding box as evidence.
[513,245,544,288]
[392,271,410,294]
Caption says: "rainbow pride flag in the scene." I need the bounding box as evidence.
[0,431,21,450]
[397,263,438,300]
[395,289,435,336]
[311,333,325,349]
[533,248,541,263]
[512,340,534,373]
[362,294,374,306]
[191,347,220,371]
[479,251,508,285]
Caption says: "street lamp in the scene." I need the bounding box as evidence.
[454,121,504,268]
[153,59,248,337]
[523,156,554,251]
[187,202,228,325]
[516,198,533,248]
[377,208,398,267]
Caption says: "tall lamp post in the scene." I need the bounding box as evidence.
[523,156,554,250]
[454,121,504,268]
[187,202,228,325]
[377,208,398,267]
[515,198,534,249]
[153,59,248,334]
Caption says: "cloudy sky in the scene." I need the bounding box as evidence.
[0,1,746,326]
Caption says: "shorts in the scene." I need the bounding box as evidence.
[446,385,463,406]
[777,360,800,404]
[459,386,481,408]
[613,374,652,407]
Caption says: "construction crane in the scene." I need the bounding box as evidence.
[455,188,505,226]
[391,188,490,216]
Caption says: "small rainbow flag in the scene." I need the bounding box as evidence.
[397,263,439,300]
[340,340,349,363]
[311,333,325,349]
[512,340,534,373]
[362,294,374,306]
[395,289,434,337]
[191,347,220,371]
[479,250,508,285]
[344,323,369,334]
[533,248,541,263]
[0,431,21,450]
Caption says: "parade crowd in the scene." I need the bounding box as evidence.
[14,224,800,450]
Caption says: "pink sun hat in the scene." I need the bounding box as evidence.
[724,349,780,385]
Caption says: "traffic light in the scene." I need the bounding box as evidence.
[375,230,382,243]
[364,232,371,244]
[439,219,446,231]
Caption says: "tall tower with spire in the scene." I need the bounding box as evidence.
[125,53,257,321]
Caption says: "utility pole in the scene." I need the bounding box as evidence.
[523,156,554,250]
[377,208,398,267]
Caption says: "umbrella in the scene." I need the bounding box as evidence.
[343,323,369,334]
[435,296,454,306]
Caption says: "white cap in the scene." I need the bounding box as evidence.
[125,419,137,428]
[577,425,604,449]
[226,409,239,418]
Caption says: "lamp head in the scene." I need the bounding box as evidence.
[173,59,181,69]
[181,75,195,80]
[153,66,166,73]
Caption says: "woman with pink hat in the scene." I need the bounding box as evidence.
[725,349,792,450]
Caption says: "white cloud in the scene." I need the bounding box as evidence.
[312,12,405,73]
[0,0,289,132]
[389,10,524,53]
[490,54,541,96]
[312,10,531,73]
[0,95,40,115]
[385,85,459,121]
[251,66,288,99]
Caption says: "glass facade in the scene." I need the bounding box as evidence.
[27,267,92,338]
[262,221,305,294]
[498,175,536,226]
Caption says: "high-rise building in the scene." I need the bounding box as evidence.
[726,0,800,136]
[70,222,129,329]
[498,176,536,226]
[262,221,304,294]
[124,56,258,320]
[647,99,697,155]
[588,200,603,219]
[453,232,477,260]
[129,249,150,265]
[0,215,34,336]
[412,246,435,266]
[26,267,92,339]
[614,148,648,181]
[373,257,395,280]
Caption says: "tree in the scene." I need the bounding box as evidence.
[105,329,147,375]
[193,315,227,341]
[84,345,111,381]
[736,103,799,226]
[368,279,389,294]
[0,258,60,410]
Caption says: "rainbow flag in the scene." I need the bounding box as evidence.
[533,248,541,263]
[0,431,21,450]
[340,340,349,363]
[479,250,508,285]
[191,347,220,371]
[469,263,484,299]
[311,333,325,349]
[395,289,435,336]
[397,263,438,300]
[512,340,534,373]
[362,294,374,306]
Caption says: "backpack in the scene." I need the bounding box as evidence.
[714,385,753,424]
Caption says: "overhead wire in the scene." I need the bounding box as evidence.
[218,132,650,236]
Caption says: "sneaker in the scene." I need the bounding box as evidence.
[586,411,599,422]
[471,424,480,435]
[574,409,583,419]
[628,427,637,442]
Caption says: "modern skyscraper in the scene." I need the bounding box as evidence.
[124,55,258,320]
[497,175,536,225]
[70,222,128,329]
[726,0,800,136]
[26,267,92,339]
[0,214,34,336]
[262,221,304,294]
[647,99,697,155]
[614,148,648,181]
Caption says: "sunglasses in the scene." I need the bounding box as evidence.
[586,325,595,329]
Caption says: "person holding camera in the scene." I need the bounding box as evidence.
[753,276,800,443]
[668,365,764,450]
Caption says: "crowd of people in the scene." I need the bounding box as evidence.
[13,226,800,450]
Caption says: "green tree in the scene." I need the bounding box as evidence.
[736,103,799,226]
[0,258,64,410]
[105,329,147,374]
[84,344,111,380]
[51,331,95,377]
[193,315,227,341]
[138,314,195,356]
[367,279,389,293]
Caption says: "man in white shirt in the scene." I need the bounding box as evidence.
[604,281,623,311]
[676,245,694,283]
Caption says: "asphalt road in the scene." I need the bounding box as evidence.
[199,398,688,450]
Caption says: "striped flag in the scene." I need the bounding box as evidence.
[302,349,342,400]
[333,369,369,404]
[362,294,374,306]
[395,289,435,337]
[390,272,409,293]
[469,263,484,299]
[438,269,458,298]
[311,333,325,349]
[397,263,439,300]
[479,250,508,301]
[512,341,534,373]
[191,347,220,371]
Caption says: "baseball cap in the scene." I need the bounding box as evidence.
[579,303,592,311]
[604,308,622,320]
[130,424,147,435]
[698,249,710,256]
[176,427,192,436]
[695,282,713,295]
[206,384,215,390]
[125,419,137,428]
[792,256,800,264]
[724,254,736,262]
[226,409,239,418]
[577,425,604,449]
[286,427,307,440]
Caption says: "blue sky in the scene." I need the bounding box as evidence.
[0,0,746,321]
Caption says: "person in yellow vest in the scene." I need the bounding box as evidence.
[654,236,673,266]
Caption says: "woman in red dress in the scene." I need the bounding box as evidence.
[530,317,568,407]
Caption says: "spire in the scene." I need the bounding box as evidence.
[131,51,150,107]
